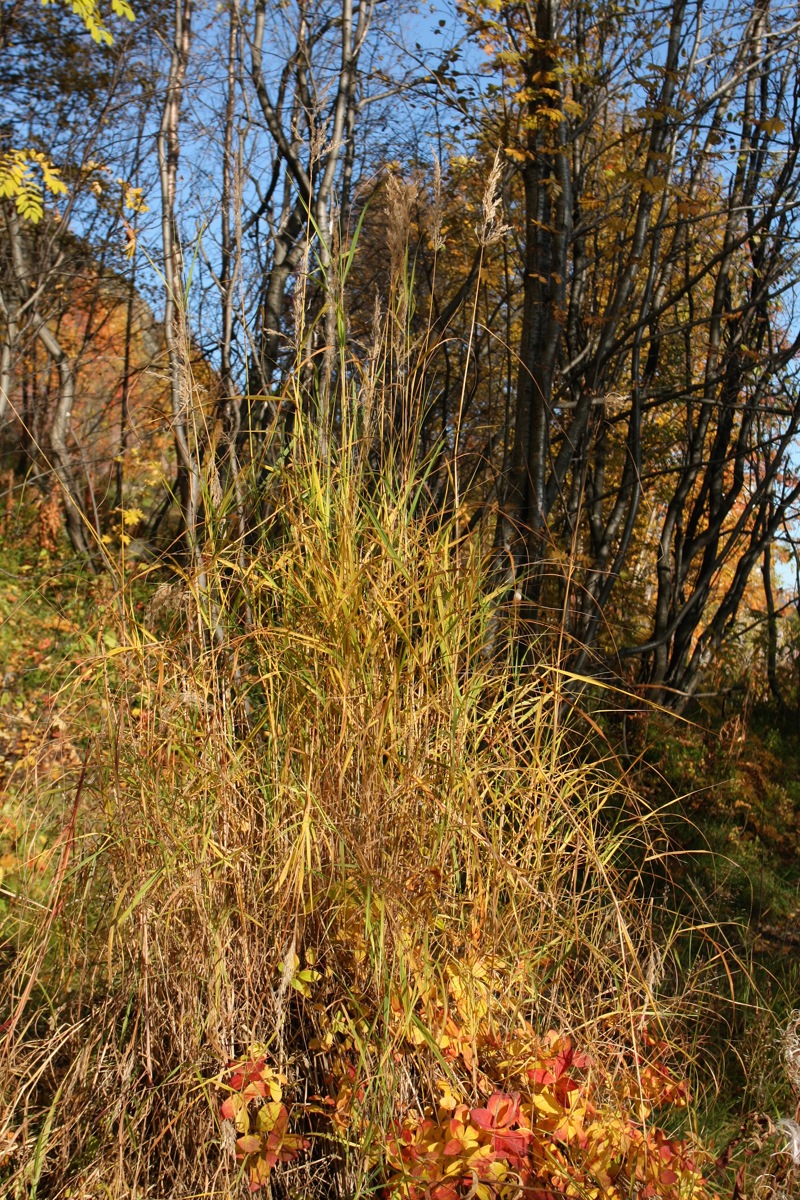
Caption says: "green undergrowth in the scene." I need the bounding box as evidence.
[637,707,800,1129]
[643,710,800,942]
[0,503,154,922]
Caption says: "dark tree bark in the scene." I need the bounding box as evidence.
[476,0,800,706]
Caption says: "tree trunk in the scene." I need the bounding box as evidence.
[157,0,198,560]
[5,206,93,561]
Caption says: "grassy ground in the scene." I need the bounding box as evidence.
[639,706,800,1129]
[0,450,798,1199]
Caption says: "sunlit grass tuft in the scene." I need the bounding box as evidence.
[1,266,792,1196]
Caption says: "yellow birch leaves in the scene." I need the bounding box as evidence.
[0,150,68,223]
[39,0,135,47]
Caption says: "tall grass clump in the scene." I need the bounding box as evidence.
[1,273,791,1199]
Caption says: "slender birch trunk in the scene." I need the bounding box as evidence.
[157,0,198,560]
[0,289,17,426]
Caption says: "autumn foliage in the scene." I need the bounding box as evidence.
[218,1010,715,1199]
[382,1037,709,1200]
[216,936,715,1199]
[219,1060,309,1192]
[3,2,800,1199]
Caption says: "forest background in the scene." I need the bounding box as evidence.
[1,0,800,1197]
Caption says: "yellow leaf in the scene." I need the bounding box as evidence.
[39,0,134,46]
[760,116,786,135]
[533,1091,563,1117]
[0,149,67,223]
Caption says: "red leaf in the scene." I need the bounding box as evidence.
[553,1046,573,1078]
[229,1060,267,1093]
[236,1134,262,1156]
[494,1130,531,1160]
[529,1066,556,1085]
[472,1091,520,1131]
[431,1185,460,1200]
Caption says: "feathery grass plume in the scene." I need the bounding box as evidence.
[427,154,446,253]
[477,151,509,247]
[782,1009,800,1096]
[384,172,421,284]
[776,1119,800,1166]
